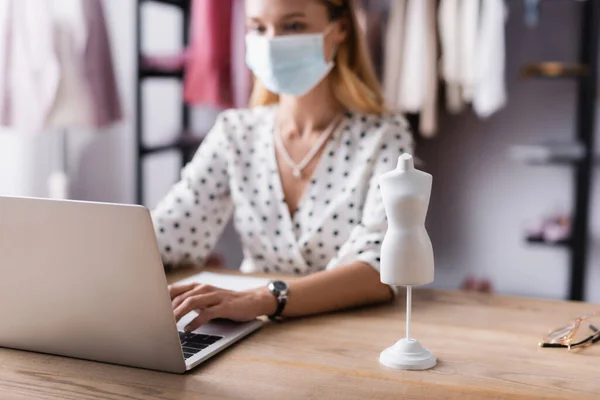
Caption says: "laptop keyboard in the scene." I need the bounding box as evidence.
[178,331,224,360]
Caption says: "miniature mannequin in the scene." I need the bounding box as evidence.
[378,154,436,370]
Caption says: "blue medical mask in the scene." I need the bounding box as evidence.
[245,27,336,97]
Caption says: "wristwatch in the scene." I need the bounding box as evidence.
[267,280,289,320]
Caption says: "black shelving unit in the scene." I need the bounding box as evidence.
[568,0,599,302]
[135,0,202,205]
[516,0,599,301]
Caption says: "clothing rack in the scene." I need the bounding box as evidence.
[515,0,599,301]
[135,0,202,205]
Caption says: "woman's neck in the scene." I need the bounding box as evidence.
[277,78,344,136]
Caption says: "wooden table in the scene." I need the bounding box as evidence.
[1,268,599,400]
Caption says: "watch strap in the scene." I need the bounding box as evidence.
[269,296,287,321]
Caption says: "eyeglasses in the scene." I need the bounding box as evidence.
[539,311,600,351]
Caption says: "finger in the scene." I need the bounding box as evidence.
[172,284,217,309]
[174,292,223,322]
[185,306,224,332]
[168,283,198,299]
[168,283,198,300]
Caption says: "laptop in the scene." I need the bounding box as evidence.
[0,195,266,373]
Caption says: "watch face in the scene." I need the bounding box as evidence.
[272,281,288,292]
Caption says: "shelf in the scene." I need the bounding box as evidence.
[508,141,599,165]
[140,0,190,10]
[526,237,571,248]
[139,66,184,79]
[521,62,588,80]
[141,133,205,155]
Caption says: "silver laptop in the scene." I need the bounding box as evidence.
[0,195,263,373]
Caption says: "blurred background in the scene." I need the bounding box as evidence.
[0,0,598,302]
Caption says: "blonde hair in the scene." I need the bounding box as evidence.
[248,0,386,115]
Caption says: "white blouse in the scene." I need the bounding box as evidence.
[151,105,414,276]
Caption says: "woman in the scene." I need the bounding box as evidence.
[152,0,414,332]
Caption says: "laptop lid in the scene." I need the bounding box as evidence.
[0,196,186,373]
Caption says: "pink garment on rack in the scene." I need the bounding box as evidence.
[231,0,251,108]
[0,0,122,132]
[184,0,234,108]
[82,0,122,128]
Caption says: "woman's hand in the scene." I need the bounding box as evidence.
[168,283,277,332]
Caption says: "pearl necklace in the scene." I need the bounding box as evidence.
[274,115,342,179]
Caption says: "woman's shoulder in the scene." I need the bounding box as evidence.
[344,110,412,143]
[216,105,276,130]
[209,106,275,148]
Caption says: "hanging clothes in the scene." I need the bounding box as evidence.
[0,0,60,132]
[46,0,92,129]
[459,0,480,103]
[384,0,438,137]
[420,0,438,137]
[383,0,407,111]
[231,0,251,109]
[0,0,122,133]
[397,0,427,113]
[143,0,248,109]
[184,0,234,108]
[473,0,507,118]
[438,0,507,119]
[438,0,465,114]
[81,0,123,128]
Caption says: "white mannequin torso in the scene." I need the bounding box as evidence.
[378,154,434,286]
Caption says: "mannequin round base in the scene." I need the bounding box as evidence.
[379,338,436,370]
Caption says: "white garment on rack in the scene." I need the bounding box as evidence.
[0,0,120,133]
[396,0,438,137]
[459,0,480,103]
[438,0,464,114]
[420,0,438,137]
[1,0,60,133]
[51,0,87,51]
[46,0,93,129]
[383,0,407,110]
[231,0,251,108]
[398,0,427,113]
[473,0,507,118]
